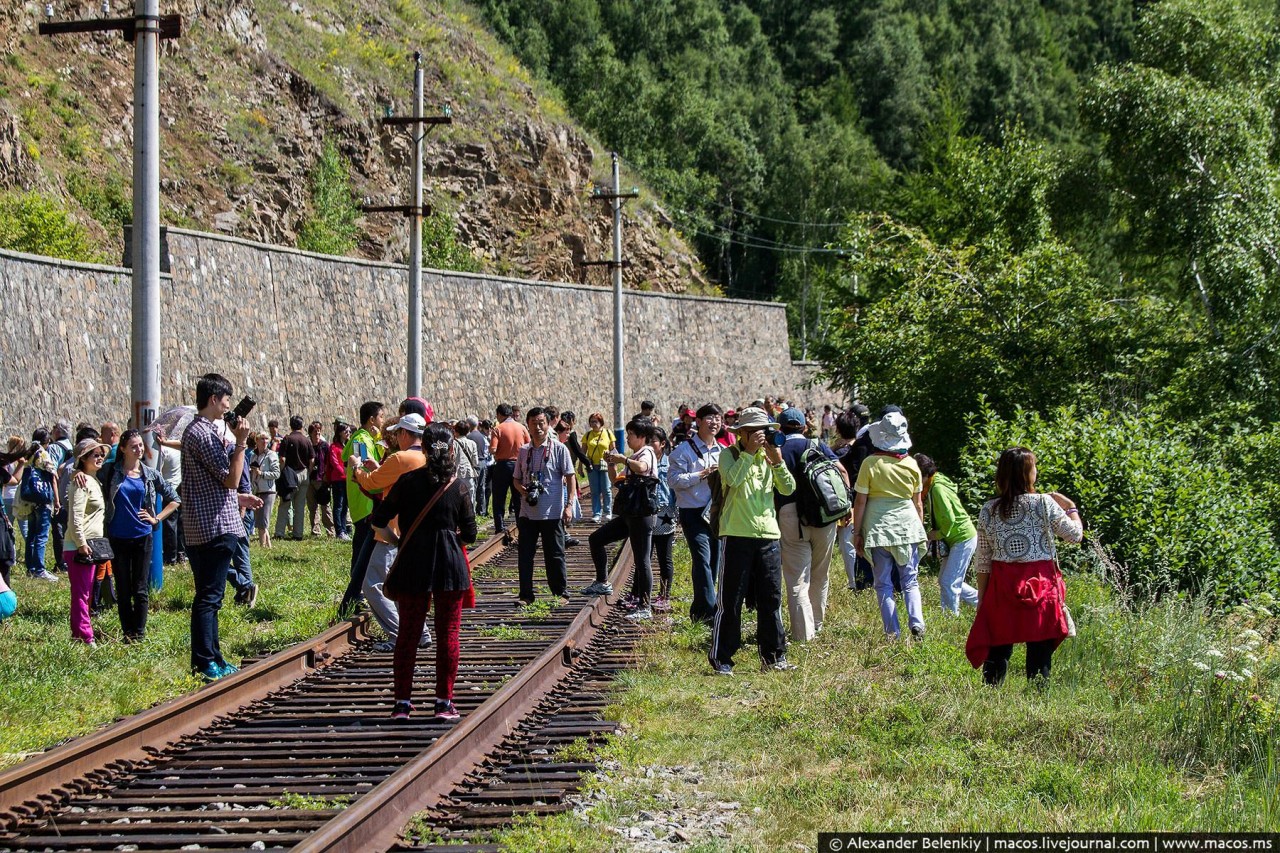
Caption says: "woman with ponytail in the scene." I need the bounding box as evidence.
[370,424,478,721]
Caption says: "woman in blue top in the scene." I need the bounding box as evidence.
[105,429,180,641]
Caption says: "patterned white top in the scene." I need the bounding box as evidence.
[973,493,1083,574]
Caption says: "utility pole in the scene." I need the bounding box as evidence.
[361,51,451,399]
[40,0,182,429]
[581,153,638,439]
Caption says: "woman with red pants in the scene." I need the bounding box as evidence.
[371,424,477,721]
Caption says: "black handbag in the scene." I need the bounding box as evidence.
[315,482,332,506]
[278,466,300,500]
[615,474,659,517]
[74,537,114,564]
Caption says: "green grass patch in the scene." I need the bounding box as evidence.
[0,537,351,769]
[477,623,535,641]
[269,791,352,810]
[487,550,1280,847]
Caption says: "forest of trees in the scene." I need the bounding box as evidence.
[481,0,1280,604]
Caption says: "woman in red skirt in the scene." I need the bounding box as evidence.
[371,423,477,721]
[965,447,1083,686]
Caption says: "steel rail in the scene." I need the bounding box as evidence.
[297,538,636,852]
[0,529,511,822]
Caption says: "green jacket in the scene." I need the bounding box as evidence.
[926,472,977,546]
[342,428,384,522]
[718,443,796,540]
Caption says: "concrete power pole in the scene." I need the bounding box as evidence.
[361,52,451,398]
[407,53,424,400]
[582,153,638,438]
[132,0,161,430]
[40,1,181,428]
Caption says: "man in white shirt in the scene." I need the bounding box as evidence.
[668,403,724,624]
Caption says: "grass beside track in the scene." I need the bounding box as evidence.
[0,536,353,770]
[489,542,1280,850]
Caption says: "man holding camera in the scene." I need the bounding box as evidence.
[708,406,796,676]
[181,374,251,681]
[512,407,575,606]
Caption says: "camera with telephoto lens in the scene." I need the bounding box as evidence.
[224,395,256,428]
[763,427,785,448]
[525,478,545,506]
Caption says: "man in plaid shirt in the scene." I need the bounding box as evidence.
[181,374,252,681]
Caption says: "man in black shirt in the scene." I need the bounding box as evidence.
[275,415,314,541]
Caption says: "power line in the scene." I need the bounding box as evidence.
[672,211,848,254]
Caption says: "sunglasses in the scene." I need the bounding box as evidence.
[91,451,107,460]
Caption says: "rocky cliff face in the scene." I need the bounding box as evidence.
[0,0,709,292]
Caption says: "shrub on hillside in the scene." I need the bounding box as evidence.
[0,191,101,262]
[958,404,1280,605]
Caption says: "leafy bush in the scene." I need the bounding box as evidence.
[67,172,132,233]
[422,208,481,273]
[0,191,102,262]
[297,140,360,256]
[958,403,1280,605]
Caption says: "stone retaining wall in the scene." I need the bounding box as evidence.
[0,229,834,437]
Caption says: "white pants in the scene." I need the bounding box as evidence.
[778,503,836,642]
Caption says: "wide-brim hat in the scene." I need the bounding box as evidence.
[727,407,779,432]
[868,411,911,453]
[74,438,111,461]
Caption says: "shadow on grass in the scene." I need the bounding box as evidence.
[242,605,284,622]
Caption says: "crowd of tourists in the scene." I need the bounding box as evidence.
[0,380,1082,721]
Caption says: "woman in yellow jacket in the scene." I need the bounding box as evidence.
[582,412,615,523]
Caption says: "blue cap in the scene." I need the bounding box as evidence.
[779,407,805,427]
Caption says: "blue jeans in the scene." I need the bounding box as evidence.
[870,544,925,638]
[188,533,236,672]
[474,466,490,516]
[490,460,519,530]
[24,504,51,574]
[938,536,979,614]
[228,535,254,593]
[587,467,613,518]
[329,482,350,536]
[678,507,718,624]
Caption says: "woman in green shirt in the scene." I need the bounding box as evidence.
[915,454,979,614]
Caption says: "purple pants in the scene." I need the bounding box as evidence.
[64,550,95,643]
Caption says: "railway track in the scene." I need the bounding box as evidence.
[0,518,644,852]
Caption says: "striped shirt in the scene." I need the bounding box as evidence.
[180,415,244,546]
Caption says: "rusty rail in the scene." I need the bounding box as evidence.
[0,529,510,820]
[297,538,635,852]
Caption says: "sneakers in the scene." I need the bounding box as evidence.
[910,625,926,641]
[591,514,601,524]
[243,583,259,608]
[761,657,797,673]
[434,699,461,721]
[196,662,223,682]
[620,594,640,611]
[709,659,734,676]
[565,536,580,547]
[625,606,653,621]
[29,569,59,583]
[580,581,613,596]
[373,640,396,653]
[391,700,414,720]
[217,662,240,678]
[651,596,672,613]
[418,630,433,648]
